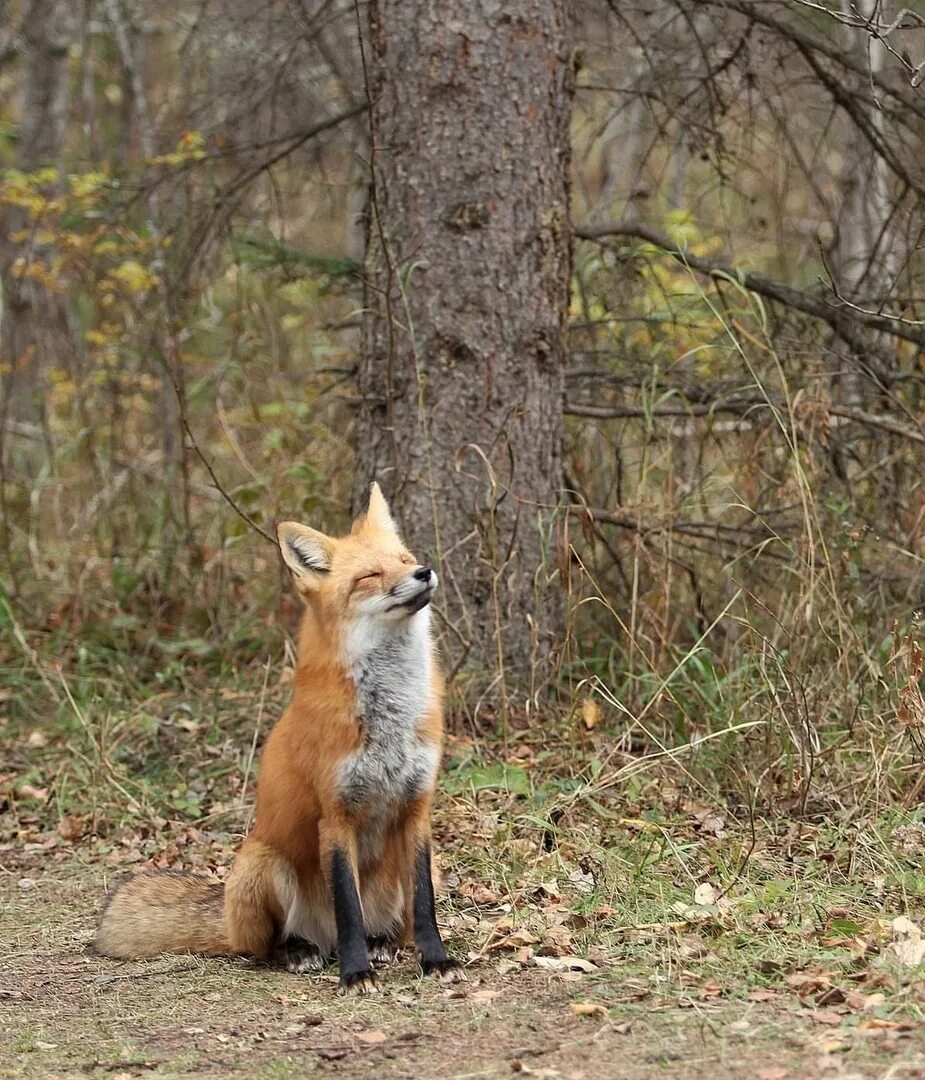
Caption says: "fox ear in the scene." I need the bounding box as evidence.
[277,522,333,591]
[355,481,398,536]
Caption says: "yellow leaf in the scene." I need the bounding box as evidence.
[68,171,109,198]
[31,167,59,185]
[111,259,155,293]
[178,130,205,151]
[580,698,602,730]
[571,1002,607,1017]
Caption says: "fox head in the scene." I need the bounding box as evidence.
[277,483,437,655]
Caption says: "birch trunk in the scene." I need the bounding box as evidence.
[836,0,895,300]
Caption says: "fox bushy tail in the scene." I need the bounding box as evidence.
[95,872,229,958]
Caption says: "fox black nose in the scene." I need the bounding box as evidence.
[414,566,434,583]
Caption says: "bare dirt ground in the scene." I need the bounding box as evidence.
[3,864,923,1080]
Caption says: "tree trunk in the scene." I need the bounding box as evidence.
[835,0,895,301]
[355,0,573,706]
[0,0,73,424]
[831,0,896,417]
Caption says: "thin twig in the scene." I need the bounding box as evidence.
[575,220,925,349]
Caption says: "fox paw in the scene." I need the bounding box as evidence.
[283,939,326,974]
[367,939,397,966]
[422,957,466,983]
[337,969,378,996]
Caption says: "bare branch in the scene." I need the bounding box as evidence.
[574,220,925,350]
[565,395,925,445]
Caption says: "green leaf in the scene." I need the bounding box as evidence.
[444,761,531,797]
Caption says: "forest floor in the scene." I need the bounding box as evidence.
[2,853,924,1080]
[3,657,925,1077]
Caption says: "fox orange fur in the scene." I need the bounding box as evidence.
[95,484,458,992]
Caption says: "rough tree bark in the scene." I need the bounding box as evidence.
[355,1,573,704]
[0,0,73,424]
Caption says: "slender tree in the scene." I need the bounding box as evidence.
[835,0,896,303]
[355,0,574,704]
[0,0,73,423]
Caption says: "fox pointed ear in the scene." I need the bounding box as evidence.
[354,481,398,536]
[277,522,333,592]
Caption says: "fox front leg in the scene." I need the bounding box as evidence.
[329,847,377,994]
[412,841,462,981]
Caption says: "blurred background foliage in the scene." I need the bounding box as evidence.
[2,0,925,817]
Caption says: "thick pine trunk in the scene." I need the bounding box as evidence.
[355,1,573,704]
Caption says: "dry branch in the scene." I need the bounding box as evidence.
[565,394,925,445]
[574,220,925,350]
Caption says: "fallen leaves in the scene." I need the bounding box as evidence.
[474,896,604,977]
[670,881,733,924]
[355,1030,387,1046]
[858,1017,916,1032]
[747,989,781,1002]
[18,783,49,803]
[689,805,727,838]
[567,868,595,894]
[845,991,886,1011]
[492,928,540,951]
[693,882,718,907]
[534,956,597,974]
[892,822,925,857]
[509,1061,560,1078]
[57,814,88,842]
[808,1010,844,1026]
[890,915,925,968]
[459,880,502,905]
[697,979,725,999]
[580,699,602,731]
[786,971,837,998]
[570,1002,607,1017]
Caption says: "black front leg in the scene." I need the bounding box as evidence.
[413,842,459,979]
[330,848,376,994]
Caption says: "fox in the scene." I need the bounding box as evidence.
[95,483,459,993]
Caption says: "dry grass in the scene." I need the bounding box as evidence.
[3,704,925,1077]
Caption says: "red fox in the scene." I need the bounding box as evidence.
[95,483,458,993]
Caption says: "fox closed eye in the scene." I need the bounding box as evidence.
[355,571,382,583]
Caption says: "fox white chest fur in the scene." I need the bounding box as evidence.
[338,611,440,824]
